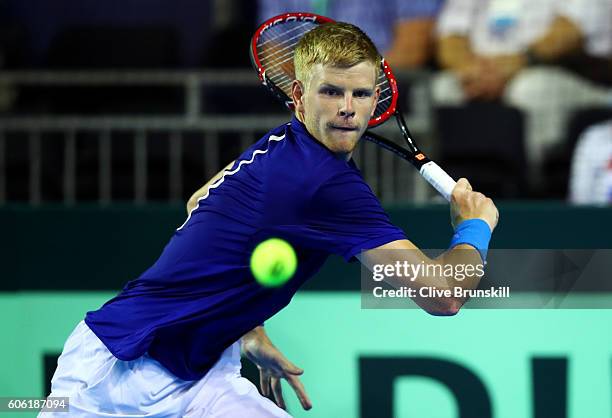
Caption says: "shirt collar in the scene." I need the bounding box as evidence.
[289,115,310,138]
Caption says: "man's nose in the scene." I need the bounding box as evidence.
[338,93,355,118]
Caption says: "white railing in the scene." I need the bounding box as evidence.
[0,70,435,205]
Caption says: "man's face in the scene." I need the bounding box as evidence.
[292,62,380,159]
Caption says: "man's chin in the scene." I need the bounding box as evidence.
[328,138,359,155]
[330,129,361,142]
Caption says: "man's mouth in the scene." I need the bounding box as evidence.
[329,124,358,131]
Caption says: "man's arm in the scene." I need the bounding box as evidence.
[385,19,437,69]
[529,16,584,62]
[436,35,475,72]
[186,160,236,213]
[358,178,498,316]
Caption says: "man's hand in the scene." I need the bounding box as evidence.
[457,59,496,99]
[459,56,524,101]
[241,327,312,411]
[450,178,499,232]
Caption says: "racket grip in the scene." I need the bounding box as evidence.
[418,161,457,201]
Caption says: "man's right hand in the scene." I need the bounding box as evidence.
[450,178,499,232]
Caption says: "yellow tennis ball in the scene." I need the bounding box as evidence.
[250,238,297,287]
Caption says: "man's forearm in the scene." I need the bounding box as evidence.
[359,240,485,315]
[436,35,475,71]
[384,244,484,314]
[529,16,583,62]
[435,243,486,294]
[385,19,436,69]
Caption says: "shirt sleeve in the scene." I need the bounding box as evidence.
[436,0,478,36]
[267,170,407,262]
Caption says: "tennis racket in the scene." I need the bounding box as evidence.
[250,12,457,201]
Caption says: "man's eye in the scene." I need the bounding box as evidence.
[354,91,372,98]
[322,88,340,96]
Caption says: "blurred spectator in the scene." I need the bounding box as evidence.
[258,0,445,69]
[569,120,612,204]
[433,0,612,181]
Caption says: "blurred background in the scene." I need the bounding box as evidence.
[1,0,612,417]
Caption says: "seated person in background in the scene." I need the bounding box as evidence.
[433,0,612,182]
[258,0,445,69]
[569,120,612,204]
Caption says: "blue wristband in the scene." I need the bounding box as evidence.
[449,219,492,263]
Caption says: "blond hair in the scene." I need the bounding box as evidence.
[294,22,381,84]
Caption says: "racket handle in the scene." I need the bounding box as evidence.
[419,161,457,202]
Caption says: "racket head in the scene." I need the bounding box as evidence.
[250,12,399,127]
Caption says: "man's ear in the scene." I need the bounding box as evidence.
[292,80,305,114]
[370,86,381,117]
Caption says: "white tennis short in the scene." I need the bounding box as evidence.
[39,321,291,417]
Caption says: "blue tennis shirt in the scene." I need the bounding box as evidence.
[85,116,406,380]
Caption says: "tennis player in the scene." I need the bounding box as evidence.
[41,23,498,417]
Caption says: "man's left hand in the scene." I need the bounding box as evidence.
[241,327,312,411]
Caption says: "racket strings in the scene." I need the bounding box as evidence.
[259,32,306,63]
[257,23,315,64]
[261,50,296,72]
[271,75,294,94]
[257,23,317,95]
[260,52,295,74]
[258,22,314,47]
